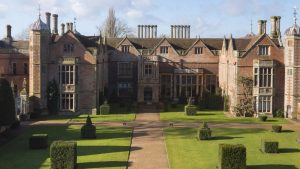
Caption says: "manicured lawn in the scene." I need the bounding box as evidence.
[0,126,132,169]
[160,105,288,124]
[164,128,300,169]
[33,104,136,122]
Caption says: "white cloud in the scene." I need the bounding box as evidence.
[126,9,143,18]
[0,3,8,17]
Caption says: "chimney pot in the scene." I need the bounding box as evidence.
[70,22,74,32]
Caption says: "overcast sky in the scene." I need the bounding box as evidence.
[0,0,299,39]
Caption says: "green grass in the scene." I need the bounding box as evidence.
[161,105,288,124]
[164,128,300,169]
[33,104,136,123]
[0,126,132,169]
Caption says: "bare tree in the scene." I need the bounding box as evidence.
[15,25,30,40]
[99,8,132,38]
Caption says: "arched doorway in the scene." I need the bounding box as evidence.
[144,87,152,103]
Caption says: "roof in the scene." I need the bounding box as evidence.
[285,23,300,36]
[0,40,29,49]
[30,17,50,31]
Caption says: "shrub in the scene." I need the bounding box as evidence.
[272,125,282,133]
[185,105,197,116]
[29,134,48,149]
[0,77,16,126]
[198,122,212,140]
[46,79,59,114]
[259,115,268,122]
[219,144,246,169]
[81,116,96,139]
[10,120,20,129]
[261,140,278,153]
[99,101,110,115]
[185,98,197,116]
[199,128,212,140]
[50,141,77,169]
[273,109,284,118]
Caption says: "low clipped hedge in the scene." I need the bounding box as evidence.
[272,125,282,133]
[50,141,77,169]
[261,140,278,153]
[219,144,246,169]
[99,102,110,115]
[29,134,48,149]
[81,116,96,139]
[259,115,268,122]
[184,105,197,116]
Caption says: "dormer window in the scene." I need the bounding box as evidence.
[122,45,130,53]
[195,47,203,54]
[160,46,168,54]
[64,44,74,53]
[259,45,269,56]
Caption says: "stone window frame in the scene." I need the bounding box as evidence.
[117,82,132,97]
[194,47,203,55]
[121,45,130,53]
[60,93,75,111]
[144,63,153,77]
[160,74,172,98]
[63,44,74,53]
[117,62,132,77]
[258,45,270,56]
[254,67,273,88]
[160,46,169,54]
[59,65,78,85]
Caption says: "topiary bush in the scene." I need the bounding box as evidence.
[259,115,268,122]
[219,144,246,169]
[50,141,77,169]
[99,101,110,115]
[198,122,212,140]
[185,98,197,116]
[0,77,16,127]
[273,109,284,118]
[81,116,96,139]
[272,125,282,133]
[29,134,48,149]
[261,140,278,153]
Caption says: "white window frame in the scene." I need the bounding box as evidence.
[121,45,130,53]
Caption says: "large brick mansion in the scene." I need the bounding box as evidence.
[0,12,300,118]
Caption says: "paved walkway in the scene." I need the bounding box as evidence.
[127,110,169,169]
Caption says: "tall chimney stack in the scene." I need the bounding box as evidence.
[70,23,74,32]
[61,23,65,35]
[154,25,157,38]
[6,25,12,38]
[52,14,58,34]
[258,20,267,35]
[45,12,51,32]
[270,16,277,38]
[66,23,70,31]
[138,25,141,38]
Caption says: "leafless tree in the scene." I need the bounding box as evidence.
[15,26,30,40]
[98,8,132,37]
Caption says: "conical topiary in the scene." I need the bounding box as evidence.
[86,115,92,126]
